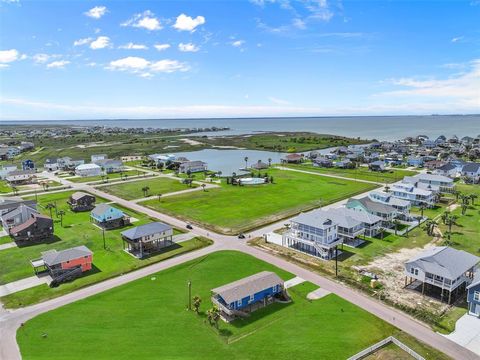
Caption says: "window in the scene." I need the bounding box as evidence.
[272,285,277,292]
[410,268,418,276]
[249,294,254,303]
[475,291,480,302]
[237,299,242,307]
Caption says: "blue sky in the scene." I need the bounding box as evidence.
[0,0,479,120]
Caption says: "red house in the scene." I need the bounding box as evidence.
[31,245,93,277]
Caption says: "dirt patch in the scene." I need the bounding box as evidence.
[357,233,449,314]
[180,138,204,146]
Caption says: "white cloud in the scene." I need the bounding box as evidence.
[119,43,148,50]
[0,49,19,64]
[173,13,205,32]
[122,10,162,31]
[107,56,189,76]
[178,43,200,52]
[154,44,171,51]
[46,60,70,69]
[451,36,464,43]
[85,6,107,19]
[268,96,291,105]
[379,59,480,109]
[33,53,53,63]
[90,36,111,49]
[73,37,92,46]
[231,40,245,47]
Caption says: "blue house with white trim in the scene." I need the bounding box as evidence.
[22,159,35,171]
[90,204,130,230]
[467,274,480,317]
[211,271,286,320]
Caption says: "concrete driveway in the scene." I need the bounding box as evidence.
[444,313,480,356]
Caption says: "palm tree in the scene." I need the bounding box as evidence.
[244,156,249,169]
[192,295,202,314]
[470,194,478,205]
[384,184,390,193]
[424,219,438,236]
[268,158,272,167]
[157,194,162,202]
[419,203,426,217]
[207,306,220,329]
[57,210,65,227]
[12,186,18,196]
[393,219,401,235]
[201,184,206,192]
[441,210,450,225]
[379,227,385,240]
[142,186,150,197]
[445,214,458,241]
[45,203,55,218]
[461,203,468,215]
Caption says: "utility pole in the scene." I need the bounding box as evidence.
[102,221,106,249]
[188,280,192,310]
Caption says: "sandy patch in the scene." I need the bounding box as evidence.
[307,288,331,300]
[180,138,204,146]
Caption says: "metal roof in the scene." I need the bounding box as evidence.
[42,245,93,266]
[406,246,479,280]
[212,271,283,304]
[121,222,172,240]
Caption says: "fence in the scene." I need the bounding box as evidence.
[347,336,425,360]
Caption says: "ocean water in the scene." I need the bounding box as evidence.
[2,115,479,141]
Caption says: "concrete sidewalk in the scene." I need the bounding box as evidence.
[443,314,480,356]
[0,275,51,297]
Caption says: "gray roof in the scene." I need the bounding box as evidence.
[212,271,283,304]
[331,206,382,225]
[438,163,457,171]
[70,192,94,201]
[292,210,336,229]
[1,204,38,221]
[406,247,479,279]
[413,173,453,183]
[95,159,123,167]
[0,197,36,211]
[42,245,93,266]
[349,197,396,215]
[121,222,172,240]
[6,170,35,177]
[463,162,480,173]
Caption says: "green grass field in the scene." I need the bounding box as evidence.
[0,180,12,193]
[16,251,447,360]
[101,176,196,200]
[0,190,211,308]
[142,169,377,234]
[67,170,143,183]
[283,163,418,183]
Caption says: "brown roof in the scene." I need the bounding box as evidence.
[9,213,52,234]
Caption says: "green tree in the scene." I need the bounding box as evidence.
[192,296,202,314]
[57,210,66,227]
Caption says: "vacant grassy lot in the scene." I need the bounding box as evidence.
[0,180,12,193]
[17,251,446,360]
[0,190,211,308]
[67,170,143,183]
[283,163,418,183]
[101,176,195,200]
[142,169,377,234]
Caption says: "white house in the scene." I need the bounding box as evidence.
[5,170,36,185]
[179,161,208,174]
[462,163,480,183]
[0,165,18,180]
[91,154,107,163]
[75,163,103,177]
[391,182,435,207]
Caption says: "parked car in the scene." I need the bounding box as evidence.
[186,223,193,230]
[238,233,245,239]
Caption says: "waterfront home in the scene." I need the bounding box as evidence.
[31,245,93,277]
[90,204,130,230]
[282,210,342,260]
[178,160,208,173]
[368,160,386,172]
[211,271,285,320]
[0,165,18,180]
[1,204,38,230]
[368,191,411,219]
[9,212,54,242]
[44,158,59,171]
[405,246,479,304]
[75,163,103,177]
[390,182,435,207]
[91,154,107,162]
[335,159,354,169]
[250,161,269,170]
[424,160,447,171]
[148,153,176,164]
[325,207,382,244]
[5,169,36,185]
[121,222,173,258]
[22,159,35,171]
[94,159,124,173]
[68,192,96,212]
[346,197,398,225]
[461,162,480,183]
[434,163,459,178]
[281,153,303,164]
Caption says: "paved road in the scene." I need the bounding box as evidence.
[0,171,477,360]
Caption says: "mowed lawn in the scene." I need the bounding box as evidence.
[101,176,196,200]
[16,251,446,360]
[142,169,377,234]
[283,163,418,183]
[67,170,143,183]
[0,190,211,308]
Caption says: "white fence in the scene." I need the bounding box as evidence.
[347,336,425,360]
